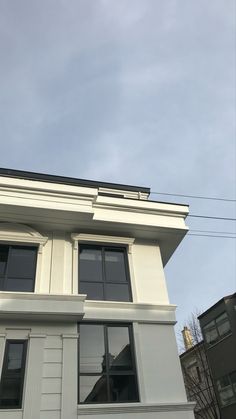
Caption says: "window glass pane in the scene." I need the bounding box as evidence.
[106,283,130,302]
[218,387,235,406]
[7,343,24,372]
[105,250,127,283]
[7,247,37,279]
[79,247,103,282]
[109,375,138,402]
[216,312,231,337]
[107,327,132,371]
[0,246,8,276]
[0,341,27,409]
[80,325,105,373]
[0,377,22,407]
[203,321,218,344]
[4,278,34,292]
[80,375,108,403]
[80,282,104,300]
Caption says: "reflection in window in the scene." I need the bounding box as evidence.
[203,312,231,345]
[0,340,27,409]
[217,371,236,407]
[0,245,37,292]
[79,246,132,302]
[79,324,139,403]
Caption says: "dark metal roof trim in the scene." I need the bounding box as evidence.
[0,168,150,195]
[198,292,236,319]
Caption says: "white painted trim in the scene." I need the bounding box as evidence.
[61,333,78,419]
[0,292,86,321]
[23,334,45,419]
[83,301,176,324]
[132,322,146,402]
[127,251,138,303]
[71,233,134,253]
[0,334,6,374]
[0,223,48,246]
[84,301,176,311]
[77,401,196,415]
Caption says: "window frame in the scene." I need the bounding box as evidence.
[203,311,231,346]
[0,339,28,409]
[78,322,139,404]
[0,223,48,293]
[0,244,38,292]
[79,244,133,302]
[71,233,135,297]
[217,371,236,407]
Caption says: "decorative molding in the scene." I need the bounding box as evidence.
[61,334,79,339]
[0,222,48,246]
[77,402,196,415]
[0,292,86,322]
[71,233,135,254]
[28,334,46,339]
[83,301,177,324]
[84,301,176,311]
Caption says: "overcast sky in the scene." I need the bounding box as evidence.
[0,0,235,345]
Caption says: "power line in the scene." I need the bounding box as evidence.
[188,214,236,221]
[151,191,236,202]
[191,229,236,235]
[188,233,236,239]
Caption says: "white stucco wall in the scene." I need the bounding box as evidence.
[132,241,169,304]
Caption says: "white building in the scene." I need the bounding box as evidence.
[0,168,195,419]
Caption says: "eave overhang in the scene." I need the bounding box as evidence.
[0,174,189,266]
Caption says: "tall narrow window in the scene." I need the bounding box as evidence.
[0,340,28,409]
[79,323,139,403]
[79,245,132,302]
[0,245,37,292]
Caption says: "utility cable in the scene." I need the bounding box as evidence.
[151,191,236,202]
[188,215,236,221]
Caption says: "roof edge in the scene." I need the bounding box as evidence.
[0,168,150,195]
[198,292,236,319]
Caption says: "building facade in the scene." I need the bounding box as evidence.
[199,293,236,419]
[0,168,195,419]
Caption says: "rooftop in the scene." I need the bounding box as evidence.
[0,167,150,195]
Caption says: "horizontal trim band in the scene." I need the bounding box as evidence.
[77,402,195,415]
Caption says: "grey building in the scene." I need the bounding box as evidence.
[199,293,236,419]
[180,329,219,419]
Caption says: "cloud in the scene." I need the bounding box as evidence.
[0,0,235,327]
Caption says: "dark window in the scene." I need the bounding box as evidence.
[0,340,28,409]
[217,370,236,407]
[79,245,132,301]
[0,245,37,292]
[203,312,231,346]
[78,323,139,404]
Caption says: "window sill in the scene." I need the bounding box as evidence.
[0,408,23,411]
[77,401,195,415]
[206,332,232,349]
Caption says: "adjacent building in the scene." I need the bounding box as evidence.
[180,329,219,419]
[199,293,236,419]
[0,168,195,419]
